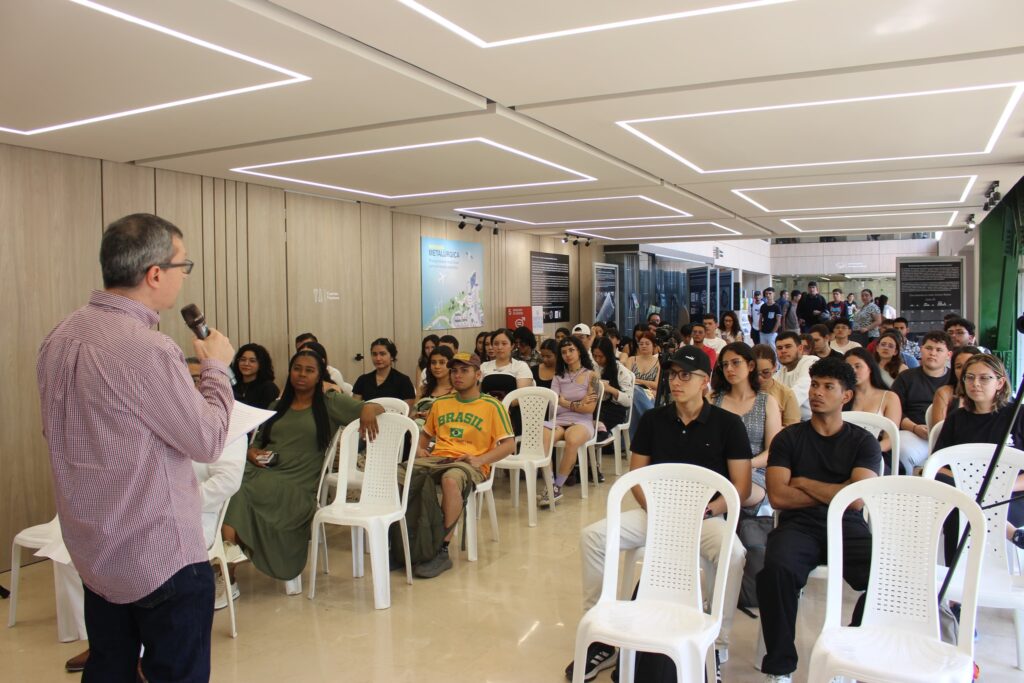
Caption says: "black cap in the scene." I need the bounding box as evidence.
[664,345,712,375]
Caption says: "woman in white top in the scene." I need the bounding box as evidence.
[719,310,745,345]
[480,328,534,401]
[844,347,902,471]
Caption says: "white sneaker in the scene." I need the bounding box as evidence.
[283,576,303,595]
[214,577,240,610]
[762,674,792,683]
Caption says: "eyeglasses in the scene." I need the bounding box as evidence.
[157,259,194,274]
[758,368,775,378]
[963,373,999,385]
[721,359,748,370]
[668,369,705,383]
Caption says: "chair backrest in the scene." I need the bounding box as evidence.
[340,381,354,397]
[503,387,557,460]
[599,464,740,622]
[316,426,346,506]
[339,413,419,508]
[923,443,1024,572]
[368,396,410,416]
[928,420,944,455]
[841,411,898,475]
[824,476,985,659]
[924,403,935,430]
[590,381,606,435]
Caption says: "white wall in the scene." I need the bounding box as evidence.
[770,238,938,276]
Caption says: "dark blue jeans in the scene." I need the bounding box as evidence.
[83,562,214,683]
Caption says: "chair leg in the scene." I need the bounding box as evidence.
[524,465,538,527]
[619,648,636,683]
[367,522,392,610]
[217,557,237,637]
[319,522,330,574]
[613,431,623,476]
[485,490,499,542]
[579,446,589,499]
[8,542,21,627]
[466,494,478,562]
[351,527,365,578]
[1014,608,1023,670]
[542,465,556,513]
[307,522,321,600]
[53,561,85,642]
[509,467,520,507]
[399,518,413,586]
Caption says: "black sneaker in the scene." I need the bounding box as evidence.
[413,547,452,579]
[564,642,617,681]
[1012,527,1024,549]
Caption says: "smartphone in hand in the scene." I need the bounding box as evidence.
[256,451,277,467]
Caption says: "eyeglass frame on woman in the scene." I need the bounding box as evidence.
[156,259,194,274]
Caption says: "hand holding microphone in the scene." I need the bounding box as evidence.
[181,304,235,366]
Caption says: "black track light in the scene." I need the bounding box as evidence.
[966,214,977,230]
[572,237,580,246]
[457,215,466,230]
[585,238,592,247]
[475,220,483,232]
[492,226,499,236]
[561,235,569,244]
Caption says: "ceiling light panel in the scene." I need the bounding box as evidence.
[396,0,795,47]
[781,210,959,233]
[570,221,742,241]
[454,195,691,225]
[0,0,308,135]
[732,175,977,213]
[618,83,1023,174]
[232,138,595,199]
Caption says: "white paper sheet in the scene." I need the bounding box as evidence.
[226,402,276,447]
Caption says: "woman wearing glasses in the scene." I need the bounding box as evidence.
[751,344,801,427]
[933,353,1024,550]
[710,342,781,511]
[931,345,982,422]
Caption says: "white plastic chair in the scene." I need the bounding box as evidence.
[463,457,500,562]
[308,414,418,609]
[923,444,1024,670]
[555,382,605,500]
[807,476,987,683]
[493,387,558,527]
[924,403,935,431]
[592,388,634,477]
[207,497,238,638]
[368,396,410,416]
[340,381,354,397]
[571,464,741,683]
[928,419,944,455]
[7,516,86,643]
[842,410,899,475]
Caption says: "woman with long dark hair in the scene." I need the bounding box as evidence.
[540,336,598,506]
[719,310,744,344]
[591,335,633,433]
[414,346,454,423]
[481,328,534,401]
[873,329,908,387]
[222,349,383,590]
[231,343,279,409]
[709,342,780,510]
[352,338,416,409]
[417,334,440,373]
[931,345,982,421]
[844,347,902,464]
[532,339,559,389]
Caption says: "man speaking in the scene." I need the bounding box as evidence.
[37,213,235,682]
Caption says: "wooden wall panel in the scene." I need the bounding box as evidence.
[213,179,228,333]
[391,212,421,381]
[359,203,395,351]
[224,181,239,343]
[154,169,204,354]
[101,160,154,224]
[201,177,216,329]
[1,146,102,571]
[235,185,250,345]
[285,193,364,384]
[245,185,289,377]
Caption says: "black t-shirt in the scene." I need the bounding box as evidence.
[759,302,782,333]
[934,403,1024,453]
[798,293,828,324]
[233,379,279,410]
[631,401,752,483]
[352,368,415,401]
[768,421,881,526]
[890,367,949,425]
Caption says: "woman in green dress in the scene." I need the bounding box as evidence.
[222,349,383,587]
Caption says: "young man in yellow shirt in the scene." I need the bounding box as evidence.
[415,352,515,577]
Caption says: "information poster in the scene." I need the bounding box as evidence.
[421,238,484,330]
[896,257,964,335]
[687,267,709,317]
[530,251,570,322]
[593,263,619,324]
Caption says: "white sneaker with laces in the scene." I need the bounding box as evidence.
[762,674,792,683]
[214,577,240,610]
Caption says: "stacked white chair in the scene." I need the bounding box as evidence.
[308,414,418,609]
[808,476,987,682]
[571,464,740,683]
[923,444,1024,670]
[493,387,558,527]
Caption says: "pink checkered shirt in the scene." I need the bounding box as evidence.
[37,291,233,603]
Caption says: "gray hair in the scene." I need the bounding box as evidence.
[100,213,183,288]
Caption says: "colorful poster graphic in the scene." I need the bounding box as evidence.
[421,238,485,330]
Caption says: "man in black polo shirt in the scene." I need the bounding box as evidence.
[567,346,752,681]
[756,357,880,683]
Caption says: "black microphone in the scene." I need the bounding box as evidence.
[181,304,210,340]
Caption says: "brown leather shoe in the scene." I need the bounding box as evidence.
[65,648,89,673]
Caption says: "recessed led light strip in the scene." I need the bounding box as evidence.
[454,195,692,225]
[568,221,742,241]
[618,83,1024,174]
[732,175,977,212]
[231,137,596,200]
[0,0,310,135]
[398,0,796,48]
[782,210,959,233]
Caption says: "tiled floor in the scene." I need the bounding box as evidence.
[2,456,1021,682]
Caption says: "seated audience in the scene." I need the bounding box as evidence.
[540,336,599,506]
[710,342,782,512]
[828,318,860,354]
[690,321,718,367]
[417,334,440,382]
[591,321,607,338]
[591,335,634,435]
[222,350,383,590]
[295,332,344,386]
[413,352,515,578]
[413,346,454,424]
[757,357,881,681]
[719,309,745,344]
[627,331,662,439]
[702,313,727,353]
[572,323,594,358]
[873,329,909,387]
[483,331,497,361]
[945,316,990,353]
[808,323,842,360]
[296,341,341,393]
[892,317,921,361]
[352,338,416,407]
[775,331,817,421]
[891,330,952,474]
[532,339,558,389]
[438,334,459,352]
[555,327,571,342]
[933,353,1024,551]
[474,331,487,358]
[752,344,801,427]
[844,348,902,472]
[931,345,982,421]
[481,328,535,401]
[511,326,541,367]
[567,346,751,682]
[230,343,279,409]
